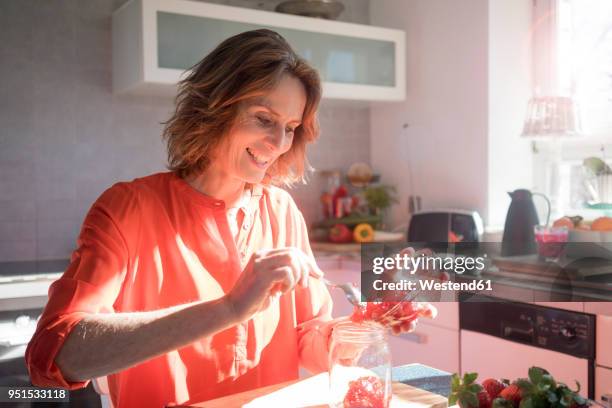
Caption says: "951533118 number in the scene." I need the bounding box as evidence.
[0,387,70,402]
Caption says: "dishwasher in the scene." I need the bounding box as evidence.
[459,293,596,399]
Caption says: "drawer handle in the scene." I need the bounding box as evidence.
[402,332,428,344]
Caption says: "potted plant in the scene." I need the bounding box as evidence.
[362,185,398,217]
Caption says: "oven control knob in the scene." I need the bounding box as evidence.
[560,326,576,340]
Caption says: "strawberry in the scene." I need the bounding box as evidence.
[498,384,521,408]
[482,378,507,400]
[477,390,492,408]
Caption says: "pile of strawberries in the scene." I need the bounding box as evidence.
[343,376,389,408]
[350,300,436,328]
[449,368,589,408]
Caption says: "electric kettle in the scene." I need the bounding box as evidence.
[501,189,550,256]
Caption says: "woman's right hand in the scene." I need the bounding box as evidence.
[226,247,323,321]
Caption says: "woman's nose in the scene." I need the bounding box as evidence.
[264,127,291,152]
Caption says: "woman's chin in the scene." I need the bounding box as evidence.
[241,171,266,185]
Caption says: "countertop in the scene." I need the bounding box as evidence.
[314,244,612,303]
[179,364,451,407]
[0,259,68,310]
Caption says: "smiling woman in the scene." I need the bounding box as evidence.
[24,29,340,408]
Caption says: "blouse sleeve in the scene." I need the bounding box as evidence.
[25,183,138,389]
[284,195,335,374]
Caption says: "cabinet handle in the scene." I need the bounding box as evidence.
[402,332,427,344]
[601,394,612,408]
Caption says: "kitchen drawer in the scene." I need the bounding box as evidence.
[596,365,612,403]
[425,302,458,331]
[597,314,612,368]
[387,322,459,374]
[585,302,612,316]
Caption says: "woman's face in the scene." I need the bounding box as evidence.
[213,74,307,185]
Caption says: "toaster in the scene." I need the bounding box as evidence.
[407,209,484,245]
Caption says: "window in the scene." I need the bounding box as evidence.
[557,0,612,136]
[533,0,612,218]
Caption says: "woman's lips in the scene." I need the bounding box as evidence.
[246,147,269,169]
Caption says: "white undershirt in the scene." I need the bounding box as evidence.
[226,188,252,241]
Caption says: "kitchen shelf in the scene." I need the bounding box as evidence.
[112,0,405,101]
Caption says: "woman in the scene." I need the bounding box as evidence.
[25,29,413,407]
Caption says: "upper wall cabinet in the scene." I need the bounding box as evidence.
[112,0,405,101]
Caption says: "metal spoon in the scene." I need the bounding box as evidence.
[322,277,363,307]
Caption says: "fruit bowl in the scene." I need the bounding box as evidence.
[567,230,612,260]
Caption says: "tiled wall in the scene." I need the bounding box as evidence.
[0,0,370,262]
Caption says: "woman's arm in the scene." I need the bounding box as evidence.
[55,296,237,382]
[54,247,322,383]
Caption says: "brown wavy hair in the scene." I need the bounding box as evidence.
[162,29,322,186]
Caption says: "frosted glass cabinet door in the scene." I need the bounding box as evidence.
[113,0,404,100]
[157,12,396,88]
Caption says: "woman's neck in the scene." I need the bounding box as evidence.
[186,165,247,208]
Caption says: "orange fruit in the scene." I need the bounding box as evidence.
[591,217,612,232]
[553,217,574,229]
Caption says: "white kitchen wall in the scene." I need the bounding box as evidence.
[369,0,490,229]
[370,0,534,230]
[488,0,533,229]
[0,0,370,262]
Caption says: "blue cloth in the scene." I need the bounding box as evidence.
[392,364,452,397]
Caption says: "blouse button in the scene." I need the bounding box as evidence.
[235,345,247,361]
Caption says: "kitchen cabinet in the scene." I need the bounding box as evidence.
[318,255,360,318]
[388,322,459,374]
[597,315,612,368]
[596,365,612,404]
[112,0,405,101]
[425,302,458,331]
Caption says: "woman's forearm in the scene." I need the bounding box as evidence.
[55,296,239,382]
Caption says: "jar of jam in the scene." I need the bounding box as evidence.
[328,321,392,408]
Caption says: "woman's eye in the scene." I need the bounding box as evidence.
[256,116,273,127]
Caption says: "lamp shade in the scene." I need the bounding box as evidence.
[521,96,583,139]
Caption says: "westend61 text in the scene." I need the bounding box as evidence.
[373,279,493,292]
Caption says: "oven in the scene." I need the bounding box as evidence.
[459,293,596,399]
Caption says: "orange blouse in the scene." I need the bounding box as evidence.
[25,172,334,408]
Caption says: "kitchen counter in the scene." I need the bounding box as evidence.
[179,364,451,407]
[0,259,68,311]
[456,260,612,302]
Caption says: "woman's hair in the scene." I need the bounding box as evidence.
[162,29,322,186]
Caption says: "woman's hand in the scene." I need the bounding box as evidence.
[226,247,323,321]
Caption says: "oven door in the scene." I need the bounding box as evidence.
[461,329,591,392]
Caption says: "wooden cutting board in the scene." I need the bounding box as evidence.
[181,372,448,408]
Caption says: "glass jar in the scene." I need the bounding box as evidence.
[328,321,391,408]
